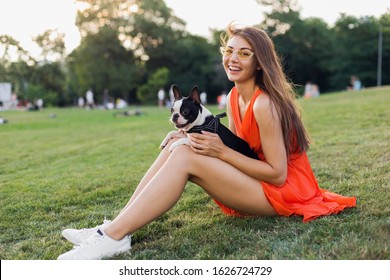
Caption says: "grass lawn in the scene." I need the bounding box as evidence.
[0,87,389,260]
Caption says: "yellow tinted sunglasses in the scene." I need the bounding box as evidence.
[220,47,254,60]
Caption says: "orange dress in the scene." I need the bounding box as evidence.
[215,87,356,222]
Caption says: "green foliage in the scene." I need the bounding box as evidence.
[264,13,333,92]
[168,34,225,96]
[0,34,34,65]
[26,84,57,107]
[329,15,384,89]
[31,62,66,105]
[259,3,389,92]
[67,26,138,102]
[0,87,389,260]
[0,60,34,98]
[137,67,169,104]
[33,29,66,62]
[0,33,66,105]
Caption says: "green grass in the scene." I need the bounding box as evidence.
[0,87,389,260]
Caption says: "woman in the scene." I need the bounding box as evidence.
[58,24,356,260]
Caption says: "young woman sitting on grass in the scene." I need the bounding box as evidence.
[57,23,356,260]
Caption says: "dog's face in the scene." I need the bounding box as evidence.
[170,85,211,131]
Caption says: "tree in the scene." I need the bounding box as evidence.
[71,0,188,103]
[0,35,34,66]
[256,0,301,36]
[1,32,69,106]
[330,15,385,89]
[270,16,333,93]
[2,61,34,103]
[75,0,185,59]
[29,29,68,105]
[137,67,169,104]
[378,13,390,86]
[256,1,389,92]
[33,29,66,62]
[257,0,333,93]
[67,26,138,103]
[0,35,35,101]
[30,62,66,106]
[167,35,218,94]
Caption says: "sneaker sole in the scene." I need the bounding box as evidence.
[101,244,131,259]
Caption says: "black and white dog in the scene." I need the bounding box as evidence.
[160,85,258,159]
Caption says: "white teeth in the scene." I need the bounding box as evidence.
[229,66,241,71]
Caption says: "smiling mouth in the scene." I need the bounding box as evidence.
[228,65,242,72]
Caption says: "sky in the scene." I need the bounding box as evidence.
[0,0,389,58]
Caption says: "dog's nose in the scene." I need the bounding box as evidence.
[172,113,179,122]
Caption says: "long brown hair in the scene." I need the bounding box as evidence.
[221,23,310,156]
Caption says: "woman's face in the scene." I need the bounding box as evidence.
[222,35,258,85]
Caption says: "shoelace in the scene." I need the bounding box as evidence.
[77,219,110,233]
[78,229,104,248]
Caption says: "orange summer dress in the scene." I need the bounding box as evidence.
[214,87,356,222]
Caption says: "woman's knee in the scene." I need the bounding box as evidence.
[168,144,203,173]
[169,144,193,160]
[159,138,182,158]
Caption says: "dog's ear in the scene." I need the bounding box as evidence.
[171,84,182,101]
[189,86,201,105]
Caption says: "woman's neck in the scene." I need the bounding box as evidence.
[235,82,259,104]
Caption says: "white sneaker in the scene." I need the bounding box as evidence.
[57,229,131,260]
[61,219,111,245]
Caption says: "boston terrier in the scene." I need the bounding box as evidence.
[160,85,259,159]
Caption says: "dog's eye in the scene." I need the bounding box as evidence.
[182,109,190,116]
[170,108,173,114]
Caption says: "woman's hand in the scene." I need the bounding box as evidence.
[187,131,226,158]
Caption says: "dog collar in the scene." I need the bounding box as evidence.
[187,112,227,134]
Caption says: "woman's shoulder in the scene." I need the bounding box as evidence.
[253,90,279,120]
[253,89,271,110]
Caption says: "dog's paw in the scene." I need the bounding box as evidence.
[169,138,190,152]
[160,131,178,149]
[160,138,169,149]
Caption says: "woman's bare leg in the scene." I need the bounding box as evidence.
[105,145,275,240]
[118,139,177,213]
